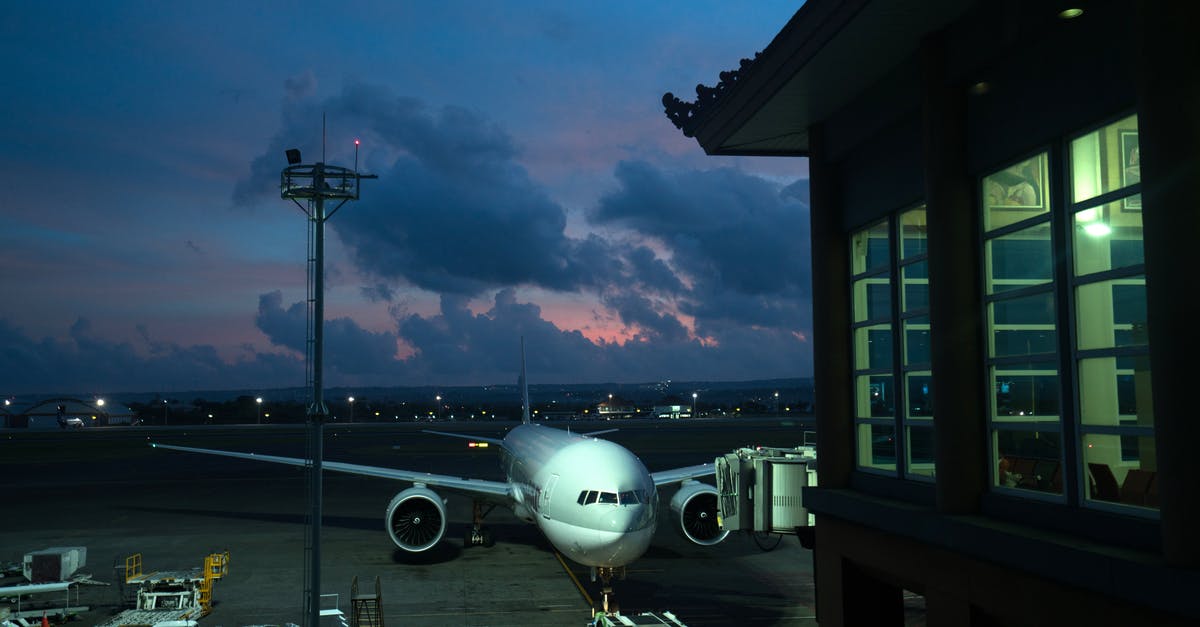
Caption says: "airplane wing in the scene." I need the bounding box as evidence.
[149,443,512,500]
[650,463,715,486]
[421,429,505,447]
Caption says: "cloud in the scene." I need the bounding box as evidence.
[0,317,303,395]
[360,283,395,303]
[221,82,814,389]
[284,71,317,101]
[591,160,812,331]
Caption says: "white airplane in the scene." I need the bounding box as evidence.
[150,343,727,609]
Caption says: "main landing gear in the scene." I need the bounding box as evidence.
[589,565,626,614]
[465,501,496,547]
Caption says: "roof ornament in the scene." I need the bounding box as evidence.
[662,53,761,137]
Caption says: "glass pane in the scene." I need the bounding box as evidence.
[1075,278,1147,350]
[902,261,929,312]
[1083,433,1157,509]
[1073,201,1144,276]
[853,324,893,370]
[907,423,935,478]
[852,277,892,323]
[989,292,1057,358]
[858,423,897,470]
[985,222,1053,294]
[1079,356,1153,427]
[906,372,933,418]
[995,429,1063,494]
[983,153,1050,231]
[900,207,928,259]
[1070,114,1139,204]
[903,316,931,366]
[991,362,1060,421]
[851,220,890,275]
[855,375,895,418]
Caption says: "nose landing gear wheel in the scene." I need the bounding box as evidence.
[465,500,497,547]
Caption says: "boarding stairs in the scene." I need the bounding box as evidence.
[349,576,383,627]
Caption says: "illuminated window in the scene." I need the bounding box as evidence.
[1070,115,1154,511]
[850,207,934,479]
[983,151,1063,497]
[981,114,1155,512]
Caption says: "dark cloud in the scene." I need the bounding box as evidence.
[221,84,814,390]
[592,160,812,331]
[0,317,303,395]
[254,290,401,378]
[284,71,317,101]
[360,283,395,303]
[234,82,621,297]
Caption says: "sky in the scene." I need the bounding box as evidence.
[0,1,812,397]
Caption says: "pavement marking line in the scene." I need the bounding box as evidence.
[554,550,595,609]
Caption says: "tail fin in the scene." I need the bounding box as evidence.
[520,337,531,424]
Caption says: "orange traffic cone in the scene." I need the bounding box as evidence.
[41,611,50,627]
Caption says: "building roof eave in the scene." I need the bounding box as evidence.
[666,0,974,157]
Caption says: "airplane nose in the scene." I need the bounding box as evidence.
[602,504,651,532]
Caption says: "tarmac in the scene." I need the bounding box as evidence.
[2,419,821,626]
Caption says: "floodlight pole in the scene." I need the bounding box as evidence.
[281,155,376,627]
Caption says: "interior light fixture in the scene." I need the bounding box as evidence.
[1058,8,1084,20]
[969,81,991,96]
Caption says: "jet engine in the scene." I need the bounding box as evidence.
[669,481,730,546]
[385,486,447,552]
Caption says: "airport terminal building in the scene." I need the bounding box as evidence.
[665,1,1198,625]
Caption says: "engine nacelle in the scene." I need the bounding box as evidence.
[669,481,730,546]
[385,486,447,552]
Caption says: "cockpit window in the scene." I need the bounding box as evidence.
[578,489,647,506]
[618,490,648,504]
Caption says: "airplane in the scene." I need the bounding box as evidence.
[150,341,728,611]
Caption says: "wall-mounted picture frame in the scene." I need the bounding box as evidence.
[983,155,1048,212]
[1120,130,1141,211]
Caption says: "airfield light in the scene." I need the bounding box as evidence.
[256,397,263,424]
[3,400,9,406]
[96,398,106,407]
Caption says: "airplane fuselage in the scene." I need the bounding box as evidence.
[500,423,658,568]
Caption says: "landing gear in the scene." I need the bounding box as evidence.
[589,566,626,614]
[465,501,496,548]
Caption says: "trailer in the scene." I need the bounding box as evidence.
[22,547,86,583]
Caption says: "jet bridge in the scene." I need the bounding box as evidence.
[715,443,817,544]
